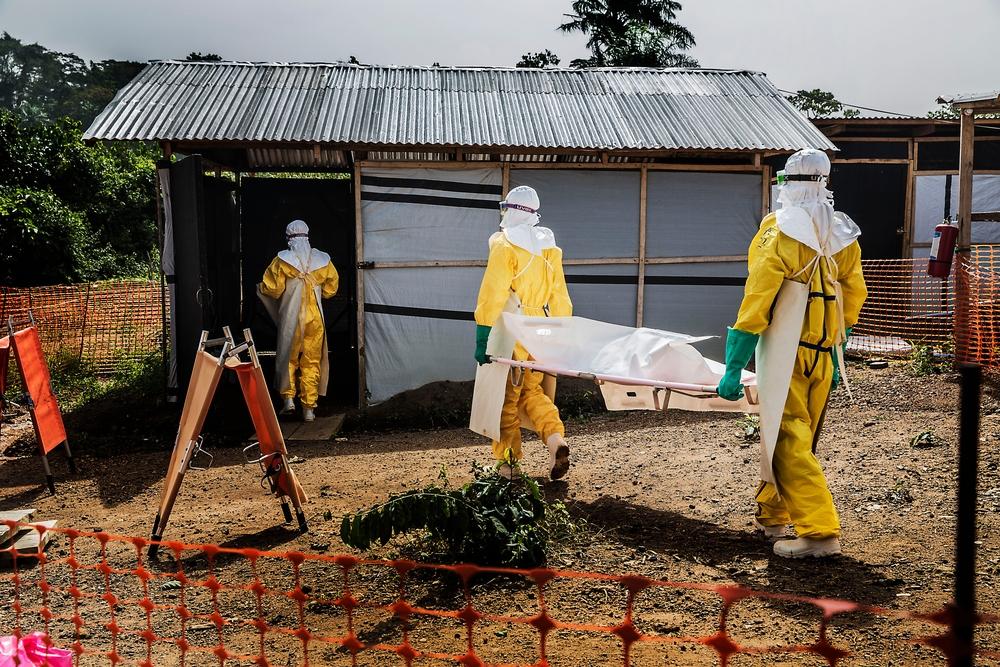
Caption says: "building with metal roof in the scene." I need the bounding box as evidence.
[86,61,833,169]
[87,61,836,406]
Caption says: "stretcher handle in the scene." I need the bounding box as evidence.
[490,357,721,394]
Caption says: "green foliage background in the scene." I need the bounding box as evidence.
[0,32,158,286]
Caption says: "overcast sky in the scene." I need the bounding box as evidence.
[2,0,997,115]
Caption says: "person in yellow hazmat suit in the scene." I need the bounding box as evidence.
[474,185,572,479]
[717,149,867,559]
[259,220,339,422]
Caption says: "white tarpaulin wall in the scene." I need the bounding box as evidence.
[643,172,759,360]
[510,169,641,326]
[361,168,502,402]
[361,167,763,403]
[913,174,1000,257]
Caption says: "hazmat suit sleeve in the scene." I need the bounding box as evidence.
[474,238,516,326]
[546,248,573,317]
[260,257,289,299]
[837,241,867,328]
[732,218,789,335]
[318,262,340,299]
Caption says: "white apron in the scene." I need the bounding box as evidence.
[469,292,557,440]
[257,265,330,398]
[469,293,521,441]
[754,277,810,485]
[756,206,860,485]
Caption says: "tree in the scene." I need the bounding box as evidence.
[184,52,223,62]
[517,50,562,68]
[927,103,960,120]
[558,0,697,68]
[787,89,861,119]
[0,109,157,286]
[0,32,144,125]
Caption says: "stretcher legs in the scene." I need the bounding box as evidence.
[40,453,55,495]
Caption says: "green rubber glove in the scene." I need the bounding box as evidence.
[717,327,759,401]
[475,324,492,365]
[832,327,851,389]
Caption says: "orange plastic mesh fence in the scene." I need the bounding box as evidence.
[852,248,1000,369]
[1,521,997,666]
[0,281,163,374]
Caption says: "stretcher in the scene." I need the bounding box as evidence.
[2,315,76,494]
[491,313,758,414]
[148,327,309,558]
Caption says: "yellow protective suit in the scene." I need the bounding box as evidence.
[474,232,573,462]
[260,258,339,408]
[733,213,866,538]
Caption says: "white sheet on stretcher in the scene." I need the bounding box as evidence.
[501,313,758,414]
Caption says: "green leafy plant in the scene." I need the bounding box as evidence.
[340,465,551,567]
[909,344,949,376]
[737,414,760,442]
[910,430,940,449]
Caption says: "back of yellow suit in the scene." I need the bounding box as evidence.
[474,232,573,462]
[734,213,866,538]
[260,257,339,408]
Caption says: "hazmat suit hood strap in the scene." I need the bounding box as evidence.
[774,207,860,256]
[277,248,331,273]
[503,225,557,257]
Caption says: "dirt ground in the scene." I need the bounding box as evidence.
[2,360,1000,666]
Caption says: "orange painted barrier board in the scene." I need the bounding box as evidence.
[10,326,67,455]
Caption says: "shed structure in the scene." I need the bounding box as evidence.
[810,116,1000,260]
[85,61,834,405]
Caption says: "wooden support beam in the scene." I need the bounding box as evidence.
[903,139,915,257]
[502,163,510,196]
[313,144,322,166]
[637,166,648,328]
[958,109,976,252]
[955,108,976,364]
[971,211,1000,222]
[354,166,366,408]
[761,165,771,219]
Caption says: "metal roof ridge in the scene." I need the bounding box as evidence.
[147,60,761,76]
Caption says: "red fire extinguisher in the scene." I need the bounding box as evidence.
[928,219,959,279]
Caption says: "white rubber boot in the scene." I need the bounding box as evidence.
[280,397,295,415]
[302,407,316,422]
[773,536,842,559]
[546,434,570,480]
[754,521,789,540]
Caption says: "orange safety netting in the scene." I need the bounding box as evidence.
[853,247,1000,372]
[0,281,164,374]
[1,521,997,666]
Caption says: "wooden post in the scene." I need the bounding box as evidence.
[502,163,510,196]
[958,109,975,252]
[760,165,771,219]
[955,108,976,363]
[354,166,366,408]
[902,139,915,258]
[636,166,648,328]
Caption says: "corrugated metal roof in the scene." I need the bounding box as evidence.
[938,91,1000,106]
[84,61,835,152]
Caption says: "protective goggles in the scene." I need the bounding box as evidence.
[499,201,538,215]
[776,170,827,185]
[286,233,309,239]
